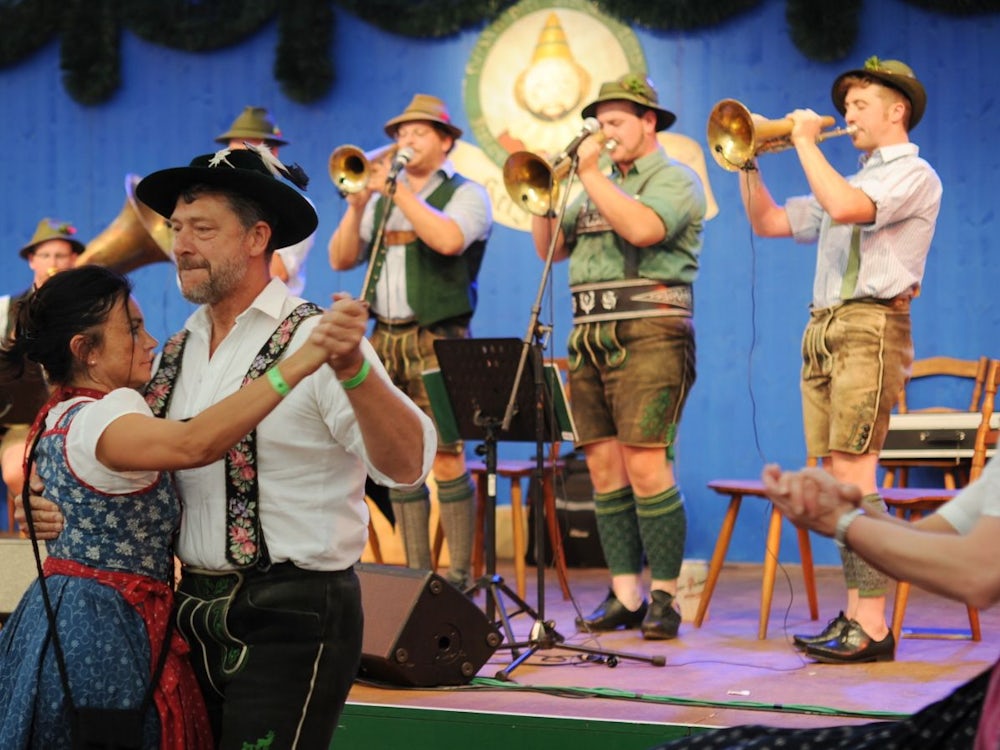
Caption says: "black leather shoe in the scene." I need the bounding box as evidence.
[575,590,648,632]
[641,590,681,640]
[792,611,849,651]
[805,620,895,664]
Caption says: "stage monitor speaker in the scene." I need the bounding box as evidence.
[356,563,502,687]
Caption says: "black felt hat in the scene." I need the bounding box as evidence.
[136,148,315,248]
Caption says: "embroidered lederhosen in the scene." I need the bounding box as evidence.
[567,167,692,371]
[143,302,321,695]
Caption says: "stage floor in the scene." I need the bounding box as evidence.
[341,561,998,748]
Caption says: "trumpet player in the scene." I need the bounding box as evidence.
[736,57,941,664]
[1,219,83,524]
[329,94,492,590]
[531,73,706,641]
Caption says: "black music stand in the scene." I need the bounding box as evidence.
[431,338,663,678]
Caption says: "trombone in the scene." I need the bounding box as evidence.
[706,98,857,172]
[503,132,616,216]
[328,143,399,195]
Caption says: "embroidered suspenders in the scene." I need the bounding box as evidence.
[144,302,322,568]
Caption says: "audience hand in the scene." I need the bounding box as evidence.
[761,463,863,537]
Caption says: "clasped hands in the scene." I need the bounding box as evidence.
[761,463,863,538]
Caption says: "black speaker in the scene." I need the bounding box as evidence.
[356,563,502,687]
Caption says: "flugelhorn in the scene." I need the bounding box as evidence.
[328,143,399,195]
[707,99,857,172]
[503,131,617,216]
[75,174,173,273]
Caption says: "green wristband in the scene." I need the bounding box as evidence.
[340,359,371,391]
[266,367,291,397]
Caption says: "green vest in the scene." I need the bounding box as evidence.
[371,173,487,327]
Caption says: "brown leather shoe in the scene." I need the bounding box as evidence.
[575,590,647,632]
[805,620,895,664]
[640,590,681,640]
[792,611,849,651]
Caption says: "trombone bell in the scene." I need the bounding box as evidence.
[707,98,853,171]
[328,144,398,195]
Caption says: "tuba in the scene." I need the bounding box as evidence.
[502,131,616,216]
[328,144,399,195]
[76,174,173,273]
[707,99,857,172]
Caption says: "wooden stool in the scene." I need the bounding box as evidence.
[880,486,981,642]
[694,479,819,639]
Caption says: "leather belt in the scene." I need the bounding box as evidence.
[571,280,693,323]
[375,315,418,328]
[848,283,920,312]
[383,230,417,246]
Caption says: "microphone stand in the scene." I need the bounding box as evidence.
[494,154,665,680]
[359,171,403,302]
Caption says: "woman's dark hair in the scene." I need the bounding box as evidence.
[0,265,132,385]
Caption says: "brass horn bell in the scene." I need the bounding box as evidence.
[76,174,173,273]
[707,99,856,172]
[328,144,398,195]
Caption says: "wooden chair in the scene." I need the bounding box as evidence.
[694,465,821,640]
[432,357,572,601]
[880,355,990,489]
[881,357,1000,643]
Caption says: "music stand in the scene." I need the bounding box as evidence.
[431,338,663,677]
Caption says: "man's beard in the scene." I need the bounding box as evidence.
[179,255,246,305]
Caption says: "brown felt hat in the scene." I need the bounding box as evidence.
[383,94,463,140]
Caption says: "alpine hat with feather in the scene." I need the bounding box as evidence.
[136,148,316,249]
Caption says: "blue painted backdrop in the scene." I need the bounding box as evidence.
[2,0,998,566]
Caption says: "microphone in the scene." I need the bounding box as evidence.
[387,147,414,182]
[553,117,601,165]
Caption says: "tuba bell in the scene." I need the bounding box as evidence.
[75,174,173,273]
[707,99,857,172]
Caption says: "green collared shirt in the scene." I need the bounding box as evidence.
[560,147,705,286]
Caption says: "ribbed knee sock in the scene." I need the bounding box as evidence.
[436,472,475,587]
[840,493,889,596]
[593,486,643,575]
[390,485,431,570]
[636,486,687,580]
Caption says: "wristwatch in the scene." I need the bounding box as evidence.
[834,507,865,550]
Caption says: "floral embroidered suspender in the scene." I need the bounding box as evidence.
[144,302,322,568]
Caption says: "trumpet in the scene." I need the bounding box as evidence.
[503,131,617,216]
[328,143,399,195]
[707,99,857,172]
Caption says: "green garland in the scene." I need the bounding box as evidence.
[593,0,762,29]
[275,0,335,103]
[335,0,510,38]
[786,0,861,63]
[2,0,1000,106]
[0,0,58,67]
[61,0,120,105]
[120,0,278,51]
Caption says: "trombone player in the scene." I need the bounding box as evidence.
[732,57,941,663]
[530,73,706,641]
[329,94,492,590]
